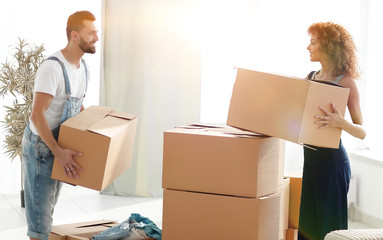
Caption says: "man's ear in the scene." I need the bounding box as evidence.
[70,30,79,42]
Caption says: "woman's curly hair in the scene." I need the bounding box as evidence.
[308,22,360,79]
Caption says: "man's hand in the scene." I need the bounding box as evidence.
[54,146,83,179]
[31,92,84,179]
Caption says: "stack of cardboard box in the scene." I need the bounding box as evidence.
[162,125,286,239]
[162,68,349,239]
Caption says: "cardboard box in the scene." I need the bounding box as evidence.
[278,140,286,186]
[278,178,290,240]
[51,105,138,191]
[286,228,298,240]
[49,220,117,240]
[285,171,303,229]
[162,124,283,198]
[227,68,350,148]
[162,189,280,240]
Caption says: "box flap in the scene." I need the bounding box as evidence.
[208,126,267,138]
[108,110,137,120]
[174,123,223,130]
[62,105,113,131]
[51,220,116,236]
[87,115,132,138]
[189,123,264,135]
[174,124,268,139]
[75,220,116,228]
[189,123,225,128]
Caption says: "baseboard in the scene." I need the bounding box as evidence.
[349,204,383,228]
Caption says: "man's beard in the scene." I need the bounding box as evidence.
[79,37,96,54]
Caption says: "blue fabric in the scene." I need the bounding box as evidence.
[92,213,162,240]
[298,140,351,240]
[334,75,344,84]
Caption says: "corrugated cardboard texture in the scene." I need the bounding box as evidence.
[278,178,290,240]
[51,105,138,191]
[162,189,280,240]
[285,171,303,229]
[227,68,349,148]
[163,126,283,197]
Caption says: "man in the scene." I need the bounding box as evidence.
[22,11,98,240]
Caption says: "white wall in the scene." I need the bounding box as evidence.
[349,152,383,226]
[0,1,101,194]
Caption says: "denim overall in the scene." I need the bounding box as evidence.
[22,56,87,240]
[298,73,351,240]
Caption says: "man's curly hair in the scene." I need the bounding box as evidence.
[308,22,360,79]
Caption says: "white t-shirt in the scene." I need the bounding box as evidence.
[29,51,89,135]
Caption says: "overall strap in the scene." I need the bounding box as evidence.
[47,56,71,95]
[80,58,88,96]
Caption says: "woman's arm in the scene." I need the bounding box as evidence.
[315,77,366,140]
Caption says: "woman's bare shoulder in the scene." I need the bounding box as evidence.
[339,75,358,88]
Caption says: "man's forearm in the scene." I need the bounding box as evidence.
[30,111,61,156]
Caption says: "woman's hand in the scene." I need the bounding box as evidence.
[315,102,344,129]
[313,77,365,139]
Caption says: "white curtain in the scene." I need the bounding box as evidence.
[101,0,201,196]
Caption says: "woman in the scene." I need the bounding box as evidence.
[299,22,366,240]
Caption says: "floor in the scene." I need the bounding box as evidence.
[0,184,374,239]
[0,184,163,239]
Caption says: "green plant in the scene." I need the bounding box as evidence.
[0,38,45,160]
